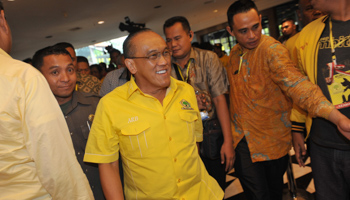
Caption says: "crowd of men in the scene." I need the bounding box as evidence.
[1,0,349,200]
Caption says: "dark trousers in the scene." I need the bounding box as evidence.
[201,156,226,190]
[310,140,350,200]
[200,118,226,191]
[234,137,288,200]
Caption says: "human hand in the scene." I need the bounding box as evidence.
[195,92,207,110]
[329,109,350,140]
[336,115,350,140]
[292,132,306,167]
[220,141,235,172]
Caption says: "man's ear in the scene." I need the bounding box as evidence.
[189,30,194,42]
[259,14,262,24]
[0,10,9,34]
[226,26,234,37]
[125,58,137,75]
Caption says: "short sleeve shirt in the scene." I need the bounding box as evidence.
[84,77,224,200]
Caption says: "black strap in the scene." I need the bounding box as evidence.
[173,63,185,82]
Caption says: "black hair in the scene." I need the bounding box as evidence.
[123,28,152,58]
[90,64,101,72]
[227,0,258,29]
[281,18,295,25]
[54,42,75,50]
[0,1,4,11]
[77,56,89,64]
[109,48,121,57]
[163,16,191,34]
[32,46,72,70]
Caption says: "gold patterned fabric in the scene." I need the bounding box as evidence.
[76,73,101,95]
[227,35,334,162]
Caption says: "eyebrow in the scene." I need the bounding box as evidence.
[48,63,74,70]
[146,47,169,55]
[49,65,59,70]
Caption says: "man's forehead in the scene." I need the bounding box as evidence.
[134,33,166,51]
[43,54,72,67]
[233,9,260,28]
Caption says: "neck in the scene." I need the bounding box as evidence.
[57,96,72,105]
[56,90,73,105]
[329,1,350,21]
[174,51,191,69]
[142,87,167,105]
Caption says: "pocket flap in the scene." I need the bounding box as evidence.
[121,121,150,136]
[178,110,198,122]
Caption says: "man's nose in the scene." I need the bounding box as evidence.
[60,71,70,82]
[248,30,256,39]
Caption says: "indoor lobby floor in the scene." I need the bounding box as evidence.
[224,149,315,200]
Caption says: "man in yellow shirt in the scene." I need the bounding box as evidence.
[84,29,224,200]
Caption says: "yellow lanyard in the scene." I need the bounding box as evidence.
[238,51,247,74]
[329,18,350,65]
[176,60,192,82]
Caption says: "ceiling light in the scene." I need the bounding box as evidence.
[213,9,218,13]
[98,21,105,25]
[8,0,15,1]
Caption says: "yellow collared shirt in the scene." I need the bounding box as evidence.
[84,77,224,200]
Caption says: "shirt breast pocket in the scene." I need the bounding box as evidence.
[120,121,152,158]
[178,110,198,144]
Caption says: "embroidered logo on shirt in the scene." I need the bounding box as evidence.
[180,99,193,110]
[128,116,139,123]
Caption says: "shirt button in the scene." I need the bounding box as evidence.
[182,198,185,200]
[70,132,73,135]
[174,158,177,162]
[178,179,181,183]
[92,186,95,189]
[164,115,166,119]
[169,137,172,141]
[65,116,67,119]
[85,169,88,172]
[77,152,80,155]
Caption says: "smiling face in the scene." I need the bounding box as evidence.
[40,54,76,105]
[227,8,262,50]
[125,31,171,94]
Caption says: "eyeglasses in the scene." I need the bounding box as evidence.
[127,49,172,62]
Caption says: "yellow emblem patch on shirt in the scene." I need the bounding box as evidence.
[180,99,193,110]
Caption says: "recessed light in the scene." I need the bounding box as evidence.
[213,9,218,13]
[98,21,105,25]
[8,0,15,2]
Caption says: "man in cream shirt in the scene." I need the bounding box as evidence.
[0,2,93,199]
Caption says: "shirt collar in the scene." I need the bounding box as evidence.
[64,90,93,114]
[171,47,195,67]
[126,76,181,100]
